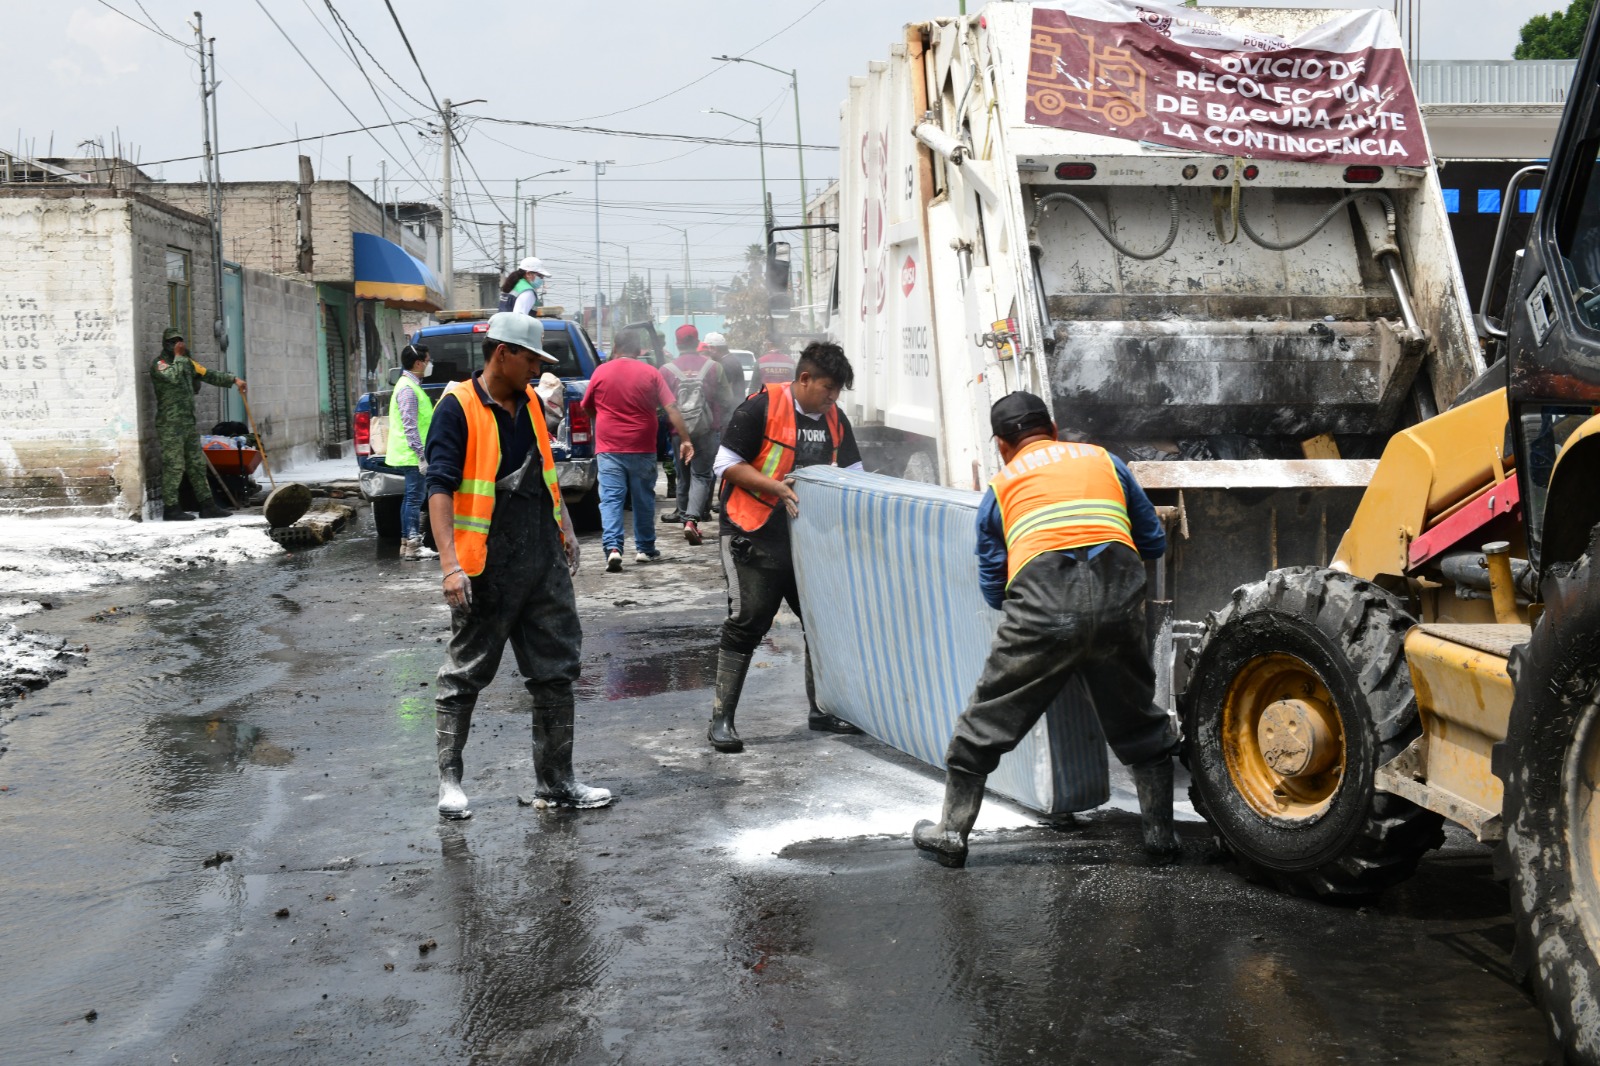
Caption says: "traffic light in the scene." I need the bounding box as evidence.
[767,240,792,318]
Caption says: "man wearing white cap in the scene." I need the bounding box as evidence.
[511,257,551,315]
[700,332,748,421]
[423,312,609,820]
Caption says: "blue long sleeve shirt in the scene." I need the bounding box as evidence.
[975,452,1165,610]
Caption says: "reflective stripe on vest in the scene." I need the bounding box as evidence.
[992,440,1134,584]
[723,383,841,534]
[386,375,434,468]
[445,379,563,577]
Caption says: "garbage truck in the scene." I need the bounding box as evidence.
[825,1,1482,649]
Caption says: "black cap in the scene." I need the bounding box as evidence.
[990,391,1053,438]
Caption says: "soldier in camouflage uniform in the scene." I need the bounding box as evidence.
[150,326,247,521]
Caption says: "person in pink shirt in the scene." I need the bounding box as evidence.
[582,331,694,571]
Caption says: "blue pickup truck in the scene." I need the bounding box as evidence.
[356,309,614,537]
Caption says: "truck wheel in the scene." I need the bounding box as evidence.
[1499,528,1600,1065]
[1182,567,1443,899]
[372,496,401,540]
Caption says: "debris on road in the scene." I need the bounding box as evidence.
[417,938,437,955]
[266,501,358,549]
[0,623,88,706]
[202,852,233,869]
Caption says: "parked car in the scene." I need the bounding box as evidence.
[729,349,756,392]
[355,308,608,537]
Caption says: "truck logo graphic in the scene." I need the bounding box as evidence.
[1027,27,1148,128]
[901,256,917,297]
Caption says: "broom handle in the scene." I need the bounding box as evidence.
[240,391,276,490]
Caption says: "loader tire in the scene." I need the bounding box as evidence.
[1498,527,1600,1065]
[1182,567,1443,900]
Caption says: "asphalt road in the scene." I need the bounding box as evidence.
[0,509,1558,1064]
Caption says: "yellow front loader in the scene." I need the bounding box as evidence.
[1181,13,1600,1062]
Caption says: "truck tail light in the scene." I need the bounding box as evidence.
[1054,162,1096,180]
[1343,165,1383,183]
[354,410,372,456]
[1242,164,1260,180]
[567,405,592,445]
[472,322,489,332]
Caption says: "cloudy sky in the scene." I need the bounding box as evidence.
[2,0,1541,309]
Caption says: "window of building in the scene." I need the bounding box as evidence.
[1478,189,1502,214]
[166,248,192,341]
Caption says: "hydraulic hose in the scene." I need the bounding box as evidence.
[1238,189,1396,252]
[1031,188,1181,261]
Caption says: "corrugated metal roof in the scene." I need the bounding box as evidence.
[1415,60,1577,104]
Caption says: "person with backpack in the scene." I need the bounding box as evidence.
[661,328,732,546]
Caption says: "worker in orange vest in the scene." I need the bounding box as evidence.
[424,313,609,820]
[913,391,1177,868]
[706,341,866,752]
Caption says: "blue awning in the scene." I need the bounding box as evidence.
[352,231,445,311]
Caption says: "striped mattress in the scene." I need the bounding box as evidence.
[789,466,1110,815]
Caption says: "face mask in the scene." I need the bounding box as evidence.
[421,360,433,379]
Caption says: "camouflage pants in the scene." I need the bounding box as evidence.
[158,423,215,509]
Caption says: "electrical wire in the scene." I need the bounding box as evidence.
[380,0,442,112]
[459,114,835,152]
[324,1,430,111]
[126,118,425,169]
[249,0,430,186]
[317,0,433,194]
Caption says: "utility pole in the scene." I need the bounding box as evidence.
[578,160,615,347]
[440,97,453,309]
[513,168,568,261]
[195,12,231,392]
[379,159,388,241]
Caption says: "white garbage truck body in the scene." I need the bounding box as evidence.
[826,1,1482,624]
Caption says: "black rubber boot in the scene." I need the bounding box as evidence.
[707,649,751,753]
[804,646,861,735]
[1130,756,1181,862]
[436,709,472,820]
[913,769,987,868]
[529,702,612,808]
[163,508,196,521]
[198,500,231,519]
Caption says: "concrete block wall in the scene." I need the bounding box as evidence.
[143,183,302,278]
[240,267,320,466]
[0,189,215,516]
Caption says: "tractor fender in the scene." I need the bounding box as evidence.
[1541,413,1600,570]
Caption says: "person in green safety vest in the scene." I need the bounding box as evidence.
[388,343,437,560]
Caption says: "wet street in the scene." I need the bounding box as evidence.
[0,512,1558,1065]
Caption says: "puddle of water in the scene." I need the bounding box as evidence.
[576,644,721,701]
[149,715,294,776]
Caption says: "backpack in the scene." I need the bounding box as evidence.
[672,361,714,437]
[497,290,517,312]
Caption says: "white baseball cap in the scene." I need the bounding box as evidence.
[485,312,559,363]
[518,256,551,277]
[703,331,728,347]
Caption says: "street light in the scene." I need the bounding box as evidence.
[577,159,616,348]
[704,107,769,250]
[602,240,634,326]
[513,167,567,261]
[525,190,570,258]
[713,55,813,328]
[661,223,693,326]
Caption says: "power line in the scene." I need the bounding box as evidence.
[90,0,190,48]
[323,1,430,111]
[380,0,442,112]
[248,0,430,186]
[317,0,433,193]
[461,114,836,152]
[119,118,424,170]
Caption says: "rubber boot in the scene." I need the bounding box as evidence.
[913,769,987,868]
[163,508,196,521]
[436,709,472,820]
[804,646,861,735]
[399,537,420,561]
[198,499,231,519]
[707,648,751,753]
[529,702,612,808]
[1130,756,1181,863]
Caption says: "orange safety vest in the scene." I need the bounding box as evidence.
[445,378,564,578]
[724,383,842,534]
[992,439,1134,584]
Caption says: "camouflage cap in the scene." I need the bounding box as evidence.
[162,327,184,343]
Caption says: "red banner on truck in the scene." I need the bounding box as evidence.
[1025,0,1427,167]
